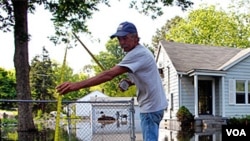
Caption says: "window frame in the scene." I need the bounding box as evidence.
[235,80,250,104]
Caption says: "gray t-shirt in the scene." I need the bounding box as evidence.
[118,44,168,113]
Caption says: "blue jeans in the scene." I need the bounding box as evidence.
[140,109,164,141]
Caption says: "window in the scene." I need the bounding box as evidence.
[170,93,173,111]
[158,68,164,78]
[236,80,245,103]
[235,80,250,104]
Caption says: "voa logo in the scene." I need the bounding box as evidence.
[226,129,246,136]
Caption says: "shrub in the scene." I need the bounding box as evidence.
[1,118,17,125]
[176,106,194,127]
[227,115,250,126]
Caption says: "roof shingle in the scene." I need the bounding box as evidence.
[160,40,242,72]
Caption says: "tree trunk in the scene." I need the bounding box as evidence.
[12,0,36,133]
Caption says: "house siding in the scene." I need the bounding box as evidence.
[223,56,250,118]
[157,45,179,120]
[156,41,250,125]
[168,71,179,120]
[75,91,108,117]
[214,78,222,116]
[180,76,195,114]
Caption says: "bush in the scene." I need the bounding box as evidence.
[1,118,17,125]
[176,106,194,127]
[227,115,250,126]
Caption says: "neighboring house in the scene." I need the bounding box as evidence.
[91,97,140,133]
[75,90,109,117]
[155,40,250,125]
[71,91,141,140]
[73,90,140,120]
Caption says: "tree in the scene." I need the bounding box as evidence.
[30,47,56,114]
[165,5,250,48]
[52,61,91,101]
[0,67,16,109]
[12,1,36,134]
[152,16,183,48]
[0,0,194,133]
[228,0,250,48]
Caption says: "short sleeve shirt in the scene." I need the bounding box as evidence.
[118,44,168,113]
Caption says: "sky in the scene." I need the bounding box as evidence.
[0,0,230,73]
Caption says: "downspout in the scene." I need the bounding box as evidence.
[222,76,225,117]
[194,74,198,118]
[179,74,183,107]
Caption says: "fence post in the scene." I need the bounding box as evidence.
[130,98,136,141]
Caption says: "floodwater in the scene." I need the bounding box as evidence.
[1,119,222,141]
[158,126,222,141]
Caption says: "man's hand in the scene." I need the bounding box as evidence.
[56,82,79,95]
[118,79,134,92]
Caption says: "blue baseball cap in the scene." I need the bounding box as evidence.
[110,21,138,39]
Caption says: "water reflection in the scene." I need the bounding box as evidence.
[1,120,223,141]
[74,119,142,141]
[158,126,222,141]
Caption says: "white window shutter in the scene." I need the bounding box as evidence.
[228,79,235,105]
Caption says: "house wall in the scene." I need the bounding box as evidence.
[157,46,179,120]
[157,42,250,122]
[75,91,108,117]
[157,45,230,120]
[166,74,225,118]
[179,76,195,115]
[223,56,250,118]
[214,77,222,116]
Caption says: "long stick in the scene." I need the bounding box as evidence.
[54,47,68,141]
[54,33,105,140]
[72,32,106,71]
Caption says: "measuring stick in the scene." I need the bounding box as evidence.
[72,32,106,71]
[54,33,106,140]
[54,47,68,141]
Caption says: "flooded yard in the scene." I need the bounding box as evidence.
[0,100,224,141]
[1,119,223,141]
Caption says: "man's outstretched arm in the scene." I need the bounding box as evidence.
[56,65,129,95]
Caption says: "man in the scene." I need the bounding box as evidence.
[56,21,168,141]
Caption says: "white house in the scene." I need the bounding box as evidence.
[72,91,141,140]
[75,90,109,117]
[155,40,250,127]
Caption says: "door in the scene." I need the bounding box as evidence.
[198,80,212,115]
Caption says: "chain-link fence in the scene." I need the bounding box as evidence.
[0,98,140,141]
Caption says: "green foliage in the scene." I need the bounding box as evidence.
[0,68,16,109]
[165,5,250,48]
[1,126,18,141]
[7,132,18,141]
[130,0,193,19]
[152,16,183,48]
[53,61,91,100]
[176,106,194,123]
[1,117,18,125]
[227,115,250,126]
[175,106,195,136]
[35,109,43,120]
[30,47,57,114]
[61,72,91,100]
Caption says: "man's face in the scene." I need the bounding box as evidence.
[117,34,138,52]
